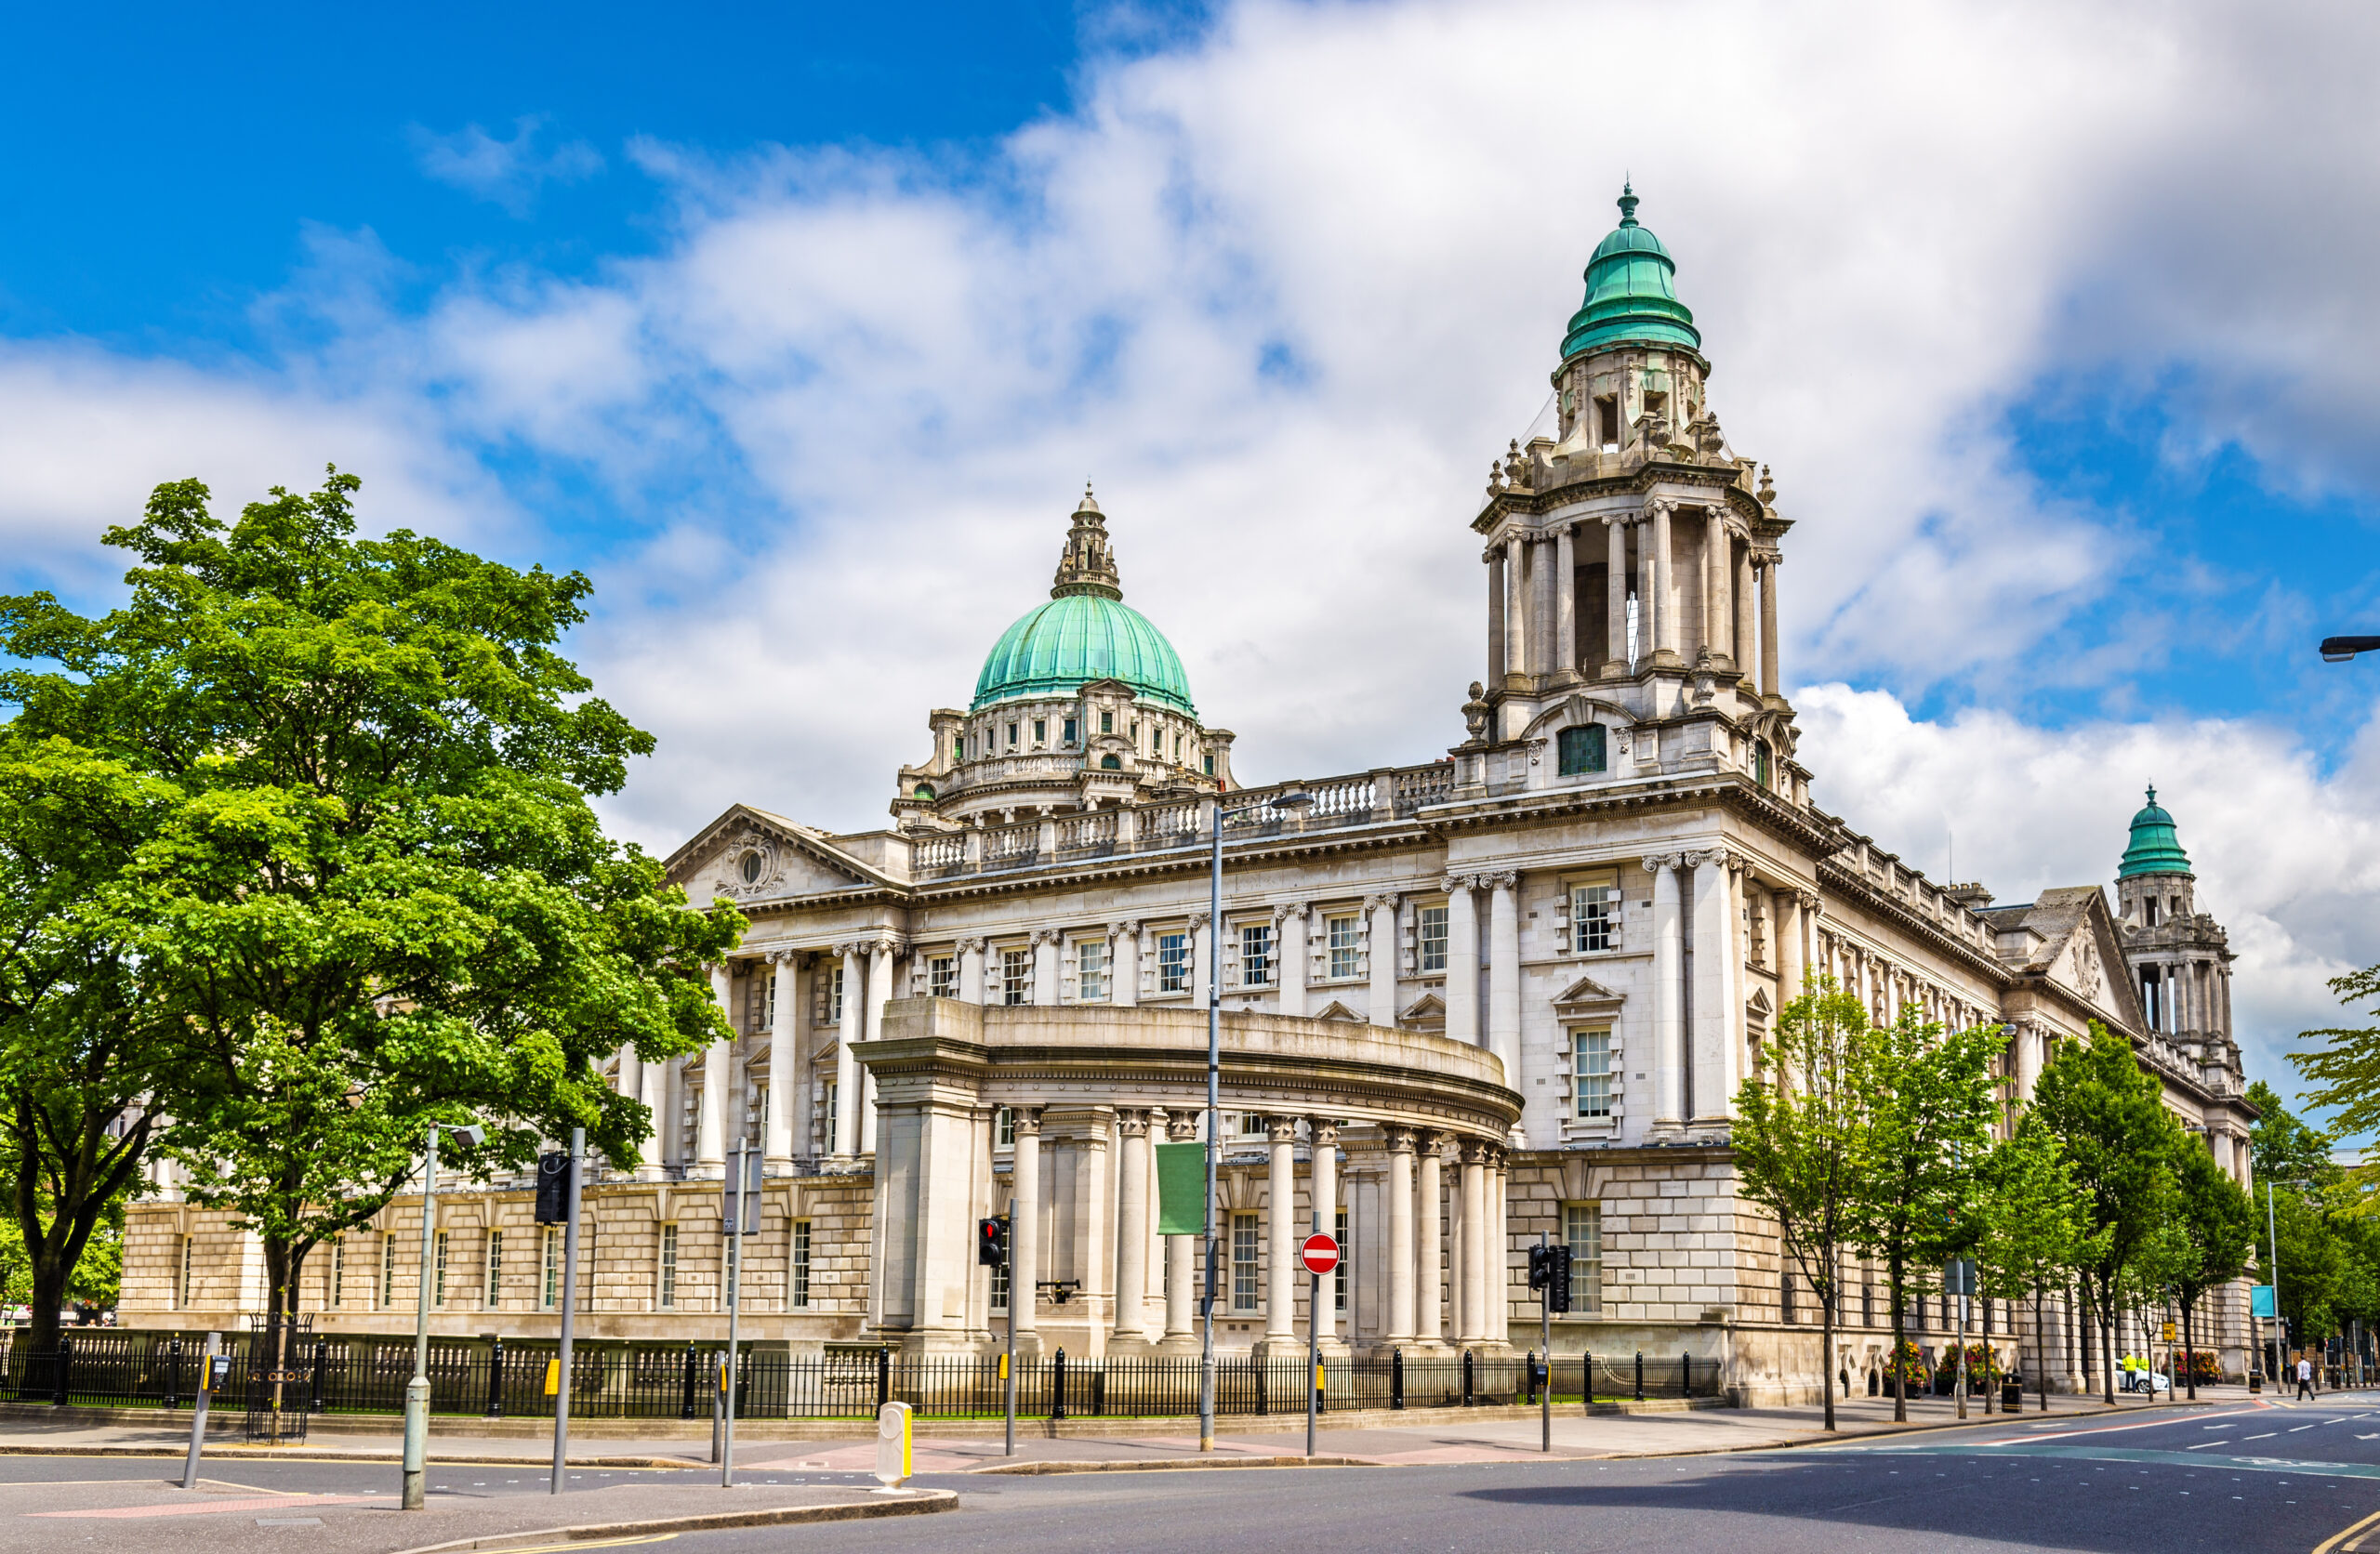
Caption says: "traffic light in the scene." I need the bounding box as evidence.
[1547,1245,1573,1314]
[534,1152,572,1224]
[1527,1244,1551,1290]
[977,1215,1011,1268]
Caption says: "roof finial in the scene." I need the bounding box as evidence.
[1618,179,1638,228]
[2146,782,2157,806]
[1077,480,1100,515]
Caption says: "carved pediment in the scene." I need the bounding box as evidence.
[1745,986,1775,1018]
[1551,973,1627,1012]
[1398,992,1447,1031]
[1314,1000,1364,1023]
[669,805,880,904]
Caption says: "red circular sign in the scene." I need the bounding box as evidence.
[1300,1233,1341,1276]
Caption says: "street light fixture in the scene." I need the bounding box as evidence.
[403,1122,485,1511]
[2320,636,2380,663]
[1201,785,1313,1454]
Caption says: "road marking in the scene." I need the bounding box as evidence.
[459,1537,677,1554]
[2292,1426,2318,1433]
[2248,1433,2279,1441]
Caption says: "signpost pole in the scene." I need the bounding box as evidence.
[2267,1180,2282,1387]
[549,1126,582,1495]
[1004,1196,1017,1458]
[722,1137,747,1489]
[1306,1208,1320,1462]
[1955,1261,1968,1420]
[1540,1231,1552,1454]
[402,1129,440,1511]
[179,1334,220,1491]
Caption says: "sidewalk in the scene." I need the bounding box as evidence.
[0,1384,2257,1472]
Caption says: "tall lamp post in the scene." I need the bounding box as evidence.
[1200,785,1313,1454]
[2320,636,2380,663]
[403,1122,485,1512]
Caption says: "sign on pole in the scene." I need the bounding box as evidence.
[2251,1284,2278,1319]
[1300,1233,1341,1277]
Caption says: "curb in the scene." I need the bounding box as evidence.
[387,1487,958,1554]
[0,1443,694,1468]
[971,1455,1369,1475]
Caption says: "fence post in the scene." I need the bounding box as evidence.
[680,1343,697,1420]
[485,1338,506,1418]
[1633,1349,1644,1403]
[310,1341,328,1414]
[1680,1350,1690,1399]
[1461,1349,1474,1408]
[1583,1348,1593,1409]
[876,1347,891,1411]
[1051,1348,1067,1422]
[53,1336,71,1406]
[165,1337,183,1411]
[1391,1348,1404,1411]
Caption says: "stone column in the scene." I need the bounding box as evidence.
[1505,538,1529,681]
[836,943,864,1158]
[1012,1108,1042,1343]
[1636,513,1659,662]
[1111,921,1140,1007]
[1163,1111,1198,1344]
[959,938,985,1004]
[1366,894,1400,1025]
[1444,876,1479,1046]
[1606,517,1631,673]
[1114,1110,1151,1347]
[1416,1133,1444,1345]
[698,963,732,1171]
[767,954,799,1168]
[615,1042,640,1103]
[1276,902,1310,1017]
[1646,855,1685,1126]
[1774,889,1805,1009]
[1704,507,1731,662]
[1031,929,1061,1007]
[1759,556,1780,697]
[1650,500,1678,660]
[1555,522,1577,676]
[637,1045,668,1180]
[2016,1022,2043,1103]
[1734,542,1756,680]
[1458,1142,1488,1345]
[1487,873,1522,1119]
[1266,1116,1299,1343]
[1385,1128,1417,1344]
[1309,1118,1339,1346]
[1487,1150,1508,1344]
[862,940,895,1155]
[1487,545,1507,684]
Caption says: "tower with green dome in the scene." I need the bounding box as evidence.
[2112,784,2235,1057]
[895,487,1234,826]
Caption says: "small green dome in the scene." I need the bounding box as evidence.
[971,488,1197,716]
[2117,784,2192,878]
[1560,184,1702,362]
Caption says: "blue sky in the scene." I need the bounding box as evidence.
[2,0,2376,1097]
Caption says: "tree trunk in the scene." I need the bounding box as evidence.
[1890,1254,1907,1423]
[2034,1285,2048,1411]
[7,1104,147,1355]
[1822,1285,1836,1432]
[260,1235,312,1419]
[2182,1297,2196,1401]
[2098,1275,2115,1405]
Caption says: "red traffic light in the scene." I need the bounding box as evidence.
[977,1216,1011,1266]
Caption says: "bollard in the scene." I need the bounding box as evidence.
[1680,1350,1690,1398]
[165,1337,183,1412]
[1633,1350,1644,1402]
[876,1346,892,1411]
[1391,1348,1405,1411]
[1583,1349,1593,1409]
[1051,1348,1068,1422]
[1462,1349,1474,1408]
[53,1336,72,1406]
[310,1340,328,1413]
[485,1339,506,1418]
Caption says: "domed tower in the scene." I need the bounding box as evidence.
[894,488,1235,828]
[1552,182,1709,459]
[2113,785,2243,1098]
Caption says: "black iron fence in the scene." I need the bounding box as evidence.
[0,1331,1721,1421]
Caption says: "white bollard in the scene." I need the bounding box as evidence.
[873,1401,912,1490]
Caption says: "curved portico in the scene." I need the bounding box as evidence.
[855,999,1521,1357]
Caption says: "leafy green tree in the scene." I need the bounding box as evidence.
[1732,978,1872,1431]
[0,471,742,1356]
[1973,1120,2103,1411]
[2030,1022,2183,1403]
[2294,966,2380,1152]
[2164,1137,2255,1398]
[1847,1007,2005,1422]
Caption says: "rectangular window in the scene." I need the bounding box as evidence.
[1564,1203,1603,1316]
[381,1232,397,1310]
[658,1224,679,1310]
[1419,904,1449,973]
[1007,723,1019,748]
[929,955,956,998]
[1077,939,1108,1001]
[1203,754,1215,776]
[485,1231,503,1309]
[824,1082,839,1149]
[331,1240,346,1308]
[1063,717,1078,745]
[990,1251,1010,1313]
[1557,724,1607,776]
[1327,915,1360,980]
[434,1231,448,1308]
[995,1106,1015,1148]
[1573,1029,1614,1118]
[1240,922,1274,986]
[1174,733,1183,759]
[829,966,845,1025]
[178,1235,194,1309]
[542,1227,561,1310]
[1033,718,1046,744]
[1572,884,1618,953]
[1100,711,1114,734]
[1782,1267,1796,1324]
[1001,948,1031,1006]
[1157,931,1188,994]
[790,1221,812,1310]
[1595,394,1620,450]
[1335,1208,1349,1312]
[1232,1213,1261,1311]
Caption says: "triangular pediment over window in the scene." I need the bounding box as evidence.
[1314,1000,1364,1022]
[1398,992,1446,1032]
[1552,974,1627,1015]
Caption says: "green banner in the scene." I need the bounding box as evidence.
[1156,1141,1207,1236]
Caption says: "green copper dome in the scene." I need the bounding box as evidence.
[2117,784,2192,878]
[1560,184,1702,362]
[971,489,1197,717]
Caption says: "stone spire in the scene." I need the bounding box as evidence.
[1051,483,1123,600]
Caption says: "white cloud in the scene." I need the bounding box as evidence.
[411,115,604,217]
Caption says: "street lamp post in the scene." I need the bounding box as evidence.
[2320,636,2380,663]
[1201,785,1312,1455]
[403,1122,484,1512]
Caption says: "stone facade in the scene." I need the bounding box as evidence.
[123,190,2259,1404]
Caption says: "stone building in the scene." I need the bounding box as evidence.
[121,190,2258,1402]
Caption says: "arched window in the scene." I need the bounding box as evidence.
[1100,754,1122,770]
[912,784,934,800]
[1556,723,1606,776]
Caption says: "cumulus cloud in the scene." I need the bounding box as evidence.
[411,115,604,217]
[1,0,2376,1098]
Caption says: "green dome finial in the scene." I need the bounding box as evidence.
[1560,184,1700,362]
[2117,784,2192,878]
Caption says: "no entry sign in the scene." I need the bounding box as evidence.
[1300,1233,1341,1277]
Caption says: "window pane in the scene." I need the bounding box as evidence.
[1002,949,1030,1006]
[1419,906,1448,973]
[1573,885,1618,953]
[1157,931,1188,994]
[1328,915,1360,979]
[1574,1030,1613,1118]
[1233,1213,1261,1310]
[929,956,956,998]
[791,1221,812,1309]
[1563,1204,1602,1316]
[1078,940,1107,1001]
[1241,923,1273,986]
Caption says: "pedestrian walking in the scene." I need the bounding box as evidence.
[2296,1354,2316,1401]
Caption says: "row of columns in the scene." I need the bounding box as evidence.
[1486,497,1779,691]
[2136,957,2233,1036]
